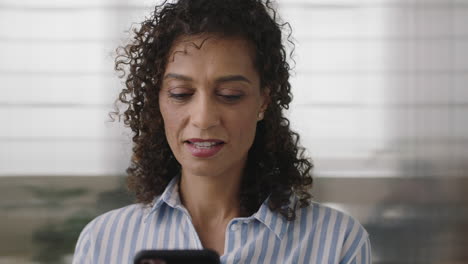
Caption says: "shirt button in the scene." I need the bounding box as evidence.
[230,224,238,231]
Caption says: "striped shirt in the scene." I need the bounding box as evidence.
[73,177,371,264]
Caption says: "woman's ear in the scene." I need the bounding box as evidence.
[257,87,270,121]
[260,86,270,112]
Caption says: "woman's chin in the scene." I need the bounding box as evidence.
[181,162,225,178]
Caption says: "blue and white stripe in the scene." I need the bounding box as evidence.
[73,177,371,264]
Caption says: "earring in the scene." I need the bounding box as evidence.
[257,112,264,121]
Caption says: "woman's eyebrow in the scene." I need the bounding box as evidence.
[164,73,193,81]
[164,73,252,84]
[215,75,251,84]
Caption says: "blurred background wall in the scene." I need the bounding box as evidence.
[0,0,467,263]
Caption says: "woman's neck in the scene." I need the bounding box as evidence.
[179,169,243,225]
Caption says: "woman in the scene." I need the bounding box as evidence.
[73,0,371,263]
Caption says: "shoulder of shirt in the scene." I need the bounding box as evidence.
[81,203,152,237]
[302,202,371,262]
[300,201,369,239]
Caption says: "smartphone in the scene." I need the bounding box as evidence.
[134,249,220,264]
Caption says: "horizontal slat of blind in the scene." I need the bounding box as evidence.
[0,42,112,72]
[313,156,466,178]
[3,107,463,140]
[0,9,109,40]
[290,74,468,105]
[294,40,468,72]
[2,139,462,177]
[281,0,468,5]
[290,108,468,139]
[0,0,158,10]
[303,140,468,160]
[0,75,120,105]
[0,9,149,40]
[2,39,465,73]
[0,0,119,7]
[0,140,130,176]
[1,139,464,176]
[2,7,467,40]
[284,7,468,38]
[455,9,468,35]
[288,107,468,139]
[455,42,468,68]
[2,0,467,8]
[1,73,465,107]
[0,108,122,139]
[1,71,465,106]
[0,107,468,144]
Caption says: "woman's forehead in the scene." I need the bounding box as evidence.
[167,34,256,64]
[163,34,259,85]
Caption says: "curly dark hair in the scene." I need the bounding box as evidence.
[113,0,314,220]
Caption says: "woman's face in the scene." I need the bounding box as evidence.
[159,35,268,178]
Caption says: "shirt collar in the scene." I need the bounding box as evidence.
[144,176,293,240]
[252,197,292,240]
[144,176,181,222]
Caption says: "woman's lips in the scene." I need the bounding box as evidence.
[184,139,225,158]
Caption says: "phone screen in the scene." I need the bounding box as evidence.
[134,249,220,264]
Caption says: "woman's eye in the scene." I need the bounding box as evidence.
[219,94,243,102]
[168,93,192,100]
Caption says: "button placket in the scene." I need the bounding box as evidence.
[177,206,203,249]
[230,223,239,231]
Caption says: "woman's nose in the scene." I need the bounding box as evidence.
[190,95,220,130]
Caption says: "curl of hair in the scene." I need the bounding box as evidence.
[112,0,314,220]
